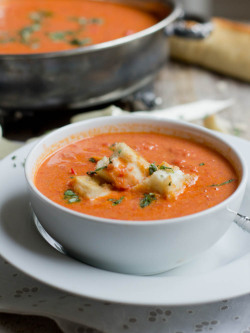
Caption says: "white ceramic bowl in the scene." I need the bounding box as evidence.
[25,116,247,275]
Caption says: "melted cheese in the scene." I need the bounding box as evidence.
[134,162,198,200]
[72,175,111,199]
[73,144,197,200]
[95,142,149,189]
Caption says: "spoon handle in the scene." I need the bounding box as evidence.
[233,212,250,233]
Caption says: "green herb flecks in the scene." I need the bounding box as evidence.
[87,165,107,175]
[64,189,76,197]
[89,17,104,25]
[140,193,157,208]
[0,35,16,44]
[89,157,97,163]
[48,13,102,46]
[159,165,174,173]
[19,25,40,44]
[18,10,52,45]
[199,162,205,166]
[108,196,125,206]
[95,166,107,172]
[70,16,103,26]
[109,143,116,151]
[29,10,53,22]
[64,189,80,203]
[69,37,90,46]
[70,16,88,25]
[86,170,97,175]
[48,31,73,41]
[209,179,236,187]
[149,163,157,175]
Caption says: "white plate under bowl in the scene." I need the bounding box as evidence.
[0,134,250,306]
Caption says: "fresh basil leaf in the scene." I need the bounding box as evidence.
[140,193,156,208]
[149,163,158,175]
[209,179,235,187]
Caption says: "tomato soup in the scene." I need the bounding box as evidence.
[35,132,238,221]
[0,0,161,54]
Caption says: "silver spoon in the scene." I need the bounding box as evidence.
[230,209,250,233]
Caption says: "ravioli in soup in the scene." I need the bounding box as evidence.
[35,132,238,221]
[0,0,162,54]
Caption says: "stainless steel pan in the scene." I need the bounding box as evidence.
[0,0,211,111]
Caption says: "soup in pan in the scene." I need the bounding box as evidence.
[0,0,163,54]
[35,132,238,221]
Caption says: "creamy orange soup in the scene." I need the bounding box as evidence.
[35,132,238,221]
[0,0,161,54]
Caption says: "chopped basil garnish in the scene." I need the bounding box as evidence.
[89,157,97,163]
[199,162,205,166]
[209,179,235,187]
[30,10,53,21]
[0,36,15,44]
[69,37,90,46]
[149,163,157,175]
[64,189,80,203]
[109,143,116,151]
[68,196,80,203]
[70,16,103,25]
[48,31,73,41]
[108,196,125,206]
[95,166,107,172]
[87,165,107,175]
[1,10,102,48]
[89,17,104,25]
[159,165,174,172]
[140,193,156,208]
[86,170,97,175]
[64,190,76,197]
[18,10,54,45]
[69,16,88,25]
[19,25,40,43]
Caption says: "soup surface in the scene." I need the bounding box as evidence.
[0,0,160,54]
[35,132,238,221]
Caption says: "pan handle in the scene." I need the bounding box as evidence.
[165,14,213,39]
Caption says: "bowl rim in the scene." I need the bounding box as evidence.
[25,115,248,226]
[0,0,182,59]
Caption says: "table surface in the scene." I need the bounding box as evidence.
[0,59,249,332]
[2,60,250,142]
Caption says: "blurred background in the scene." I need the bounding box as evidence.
[182,0,250,20]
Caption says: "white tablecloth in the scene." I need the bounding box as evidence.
[1,255,250,333]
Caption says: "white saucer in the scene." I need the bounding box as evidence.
[1,134,250,306]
